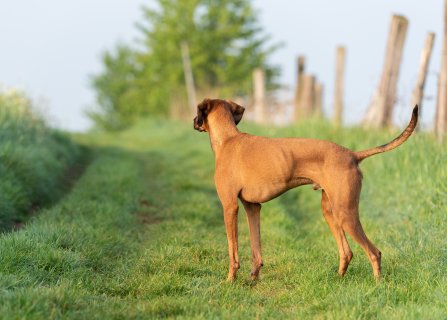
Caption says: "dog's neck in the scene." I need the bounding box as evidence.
[207,109,240,156]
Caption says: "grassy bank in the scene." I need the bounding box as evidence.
[0,90,81,231]
[0,116,445,318]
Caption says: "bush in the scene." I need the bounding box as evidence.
[0,89,81,231]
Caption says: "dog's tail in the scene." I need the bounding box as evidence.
[354,105,418,162]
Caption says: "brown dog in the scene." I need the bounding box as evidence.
[193,98,418,281]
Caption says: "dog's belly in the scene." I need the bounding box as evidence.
[239,177,313,203]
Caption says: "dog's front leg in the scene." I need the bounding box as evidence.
[222,202,240,281]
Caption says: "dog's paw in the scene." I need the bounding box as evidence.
[226,273,237,282]
[249,274,259,282]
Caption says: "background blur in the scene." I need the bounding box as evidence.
[0,0,443,131]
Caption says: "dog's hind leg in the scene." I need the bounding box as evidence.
[341,216,382,279]
[241,200,263,280]
[331,178,382,279]
[321,190,353,276]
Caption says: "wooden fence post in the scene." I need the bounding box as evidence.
[314,82,324,118]
[333,46,346,126]
[436,0,447,142]
[294,56,306,121]
[411,32,435,130]
[363,15,408,128]
[253,68,266,123]
[300,75,316,118]
[181,41,197,113]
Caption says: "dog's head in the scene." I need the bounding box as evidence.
[193,98,245,132]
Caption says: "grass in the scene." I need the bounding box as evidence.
[0,116,446,319]
[0,90,81,231]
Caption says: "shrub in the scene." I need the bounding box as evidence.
[0,89,81,230]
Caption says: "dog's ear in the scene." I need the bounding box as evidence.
[227,100,245,125]
[197,98,212,126]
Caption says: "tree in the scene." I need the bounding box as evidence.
[88,45,138,130]
[90,0,280,129]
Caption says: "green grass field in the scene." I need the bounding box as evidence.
[0,117,446,319]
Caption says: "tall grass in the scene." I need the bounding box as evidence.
[0,89,81,231]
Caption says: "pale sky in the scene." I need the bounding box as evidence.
[0,1,443,131]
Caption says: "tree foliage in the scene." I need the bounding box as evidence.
[90,0,280,130]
